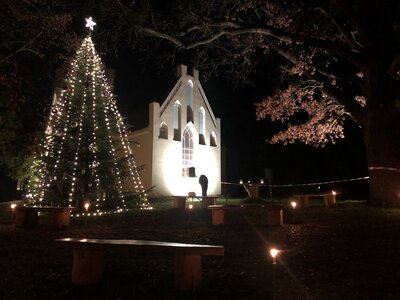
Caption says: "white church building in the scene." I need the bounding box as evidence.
[129,65,221,197]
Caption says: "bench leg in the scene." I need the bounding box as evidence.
[201,197,214,208]
[15,210,38,228]
[300,196,309,208]
[47,211,71,229]
[72,249,104,285]
[174,254,202,292]
[14,210,25,228]
[173,197,186,209]
[267,208,283,226]
[211,209,224,225]
[324,195,336,206]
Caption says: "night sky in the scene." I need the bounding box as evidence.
[107,52,368,197]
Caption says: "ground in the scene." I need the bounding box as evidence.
[0,198,399,299]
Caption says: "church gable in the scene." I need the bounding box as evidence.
[129,64,221,197]
[158,65,218,147]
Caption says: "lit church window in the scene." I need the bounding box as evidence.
[159,122,168,139]
[199,107,205,145]
[186,80,193,123]
[182,127,195,177]
[173,101,181,140]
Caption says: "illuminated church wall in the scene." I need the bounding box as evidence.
[129,65,221,196]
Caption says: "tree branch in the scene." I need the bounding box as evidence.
[267,38,365,126]
[1,32,43,63]
[315,6,363,50]
[113,0,365,67]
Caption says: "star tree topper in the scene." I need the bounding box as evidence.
[85,17,96,31]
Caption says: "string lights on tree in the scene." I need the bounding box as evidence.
[25,17,149,212]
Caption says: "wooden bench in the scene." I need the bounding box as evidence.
[172,196,187,208]
[190,196,218,208]
[173,196,218,209]
[208,205,225,225]
[15,206,77,229]
[208,205,283,226]
[292,191,338,208]
[201,196,217,208]
[55,238,224,292]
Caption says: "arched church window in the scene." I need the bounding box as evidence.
[199,107,205,145]
[173,101,181,141]
[210,131,217,147]
[159,122,168,139]
[186,80,193,123]
[182,127,195,177]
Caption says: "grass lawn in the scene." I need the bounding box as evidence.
[0,197,399,299]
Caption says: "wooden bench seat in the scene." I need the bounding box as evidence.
[197,196,218,208]
[55,238,224,292]
[15,206,77,229]
[208,205,283,226]
[172,196,218,209]
[292,192,338,208]
[187,196,218,208]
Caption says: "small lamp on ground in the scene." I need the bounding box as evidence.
[84,201,90,225]
[269,248,279,265]
[187,204,194,222]
[290,201,297,224]
[269,248,280,264]
[332,190,337,202]
[10,203,17,222]
[269,247,280,298]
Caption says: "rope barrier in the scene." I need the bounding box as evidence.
[368,166,400,173]
[222,176,369,188]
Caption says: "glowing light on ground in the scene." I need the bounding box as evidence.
[269,248,280,264]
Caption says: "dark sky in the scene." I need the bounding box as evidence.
[109,54,368,194]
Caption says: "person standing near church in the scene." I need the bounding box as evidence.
[199,175,208,197]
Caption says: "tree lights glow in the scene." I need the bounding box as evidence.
[25,18,149,211]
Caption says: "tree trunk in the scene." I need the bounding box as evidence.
[361,30,400,206]
[365,98,400,207]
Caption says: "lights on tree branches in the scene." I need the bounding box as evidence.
[89,143,97,153]
[25,19,149,211]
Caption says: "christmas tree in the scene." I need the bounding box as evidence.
[25,18,149,211]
